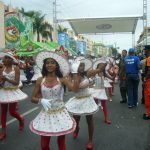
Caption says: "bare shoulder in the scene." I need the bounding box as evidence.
[36,77,43,84]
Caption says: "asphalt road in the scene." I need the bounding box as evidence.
[0,82,150,150]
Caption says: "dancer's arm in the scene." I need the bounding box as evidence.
[60,74,80,92]
[32,77,42,104]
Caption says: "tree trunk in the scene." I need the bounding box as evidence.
[37,30,40,42]
[49,33,53,42]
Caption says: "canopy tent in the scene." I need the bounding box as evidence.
[67,16,142,35]
[16,41,58,56]
[16,41,77,56]
[17,41,58,52]
[33,42,58,50]
[16,49,40,57]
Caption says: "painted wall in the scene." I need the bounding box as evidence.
[0,2,5,49]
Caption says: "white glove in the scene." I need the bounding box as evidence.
[71,61,80,73]
[40,98,51,112]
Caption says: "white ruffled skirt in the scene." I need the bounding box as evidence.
[89,88,108,100]
[30,108,76,136]
[0,89,28,103]
[65,96,99,115]
[104,80,112,88]
[106,78,113,83]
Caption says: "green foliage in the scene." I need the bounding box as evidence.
[111,47,118,56]
[57,24,68,33]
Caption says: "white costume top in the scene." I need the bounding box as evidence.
[30,78,76,136]
[0,67,28,103]
[90,75,108,100]
[66,77,98,115]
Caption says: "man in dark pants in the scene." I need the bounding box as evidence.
[124,48,141,108]
[119,50,127,103]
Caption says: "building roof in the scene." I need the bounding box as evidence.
[67,16,142,35]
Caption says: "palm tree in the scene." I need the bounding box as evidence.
[19,8,35,18]
[57,24,68,33]
[32,11,45,42]
[19,9,53,42]
[41,22,53,42]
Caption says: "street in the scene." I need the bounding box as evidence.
[0,82,150,150]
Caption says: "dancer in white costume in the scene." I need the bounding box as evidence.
[105,58,115,101]
[66,58,103,150]
[19,60,27,83]
[30,51,79,150]
[90,59,111,124]
[0,52,28,141]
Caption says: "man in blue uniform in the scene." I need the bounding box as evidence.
[124,48,141,108]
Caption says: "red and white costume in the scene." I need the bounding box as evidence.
[30,78,76,136]
[66,77,99,115]
[0,67,28,103]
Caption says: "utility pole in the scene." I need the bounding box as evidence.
[143,0,147,45]
[53,0,57,41]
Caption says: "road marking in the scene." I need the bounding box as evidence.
[0,107,39,128]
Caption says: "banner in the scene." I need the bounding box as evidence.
[58,32,70,49]
[58,32,66,47]
[19,14,33,47]
[69,37,76,52]
[77,41,86,55]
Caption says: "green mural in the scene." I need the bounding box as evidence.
[19,14,33,48]
[5,12,33,49]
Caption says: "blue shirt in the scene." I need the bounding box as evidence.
[124,56,140,74]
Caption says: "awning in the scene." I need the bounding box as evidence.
[67,16,142,35]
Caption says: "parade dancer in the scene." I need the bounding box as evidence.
[66,58,103,149]
[0,52,28,141]
[90,59,111,124]
[105,58,115,101]
[30,51,79,150]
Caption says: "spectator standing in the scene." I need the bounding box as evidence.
[119,50,128,103]
[124,48,141,108]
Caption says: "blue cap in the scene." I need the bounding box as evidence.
[128,48,135,54]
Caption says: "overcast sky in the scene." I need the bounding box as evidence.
[2,0,150,51]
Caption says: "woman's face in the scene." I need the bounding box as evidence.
[98,63,106,71]
[3,56,13,66]
[45,58,57,73]
[78,63,85,73]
